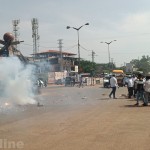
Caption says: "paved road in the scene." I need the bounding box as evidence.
[0,85,150,150]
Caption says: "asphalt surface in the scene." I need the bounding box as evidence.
[0,84,150,150]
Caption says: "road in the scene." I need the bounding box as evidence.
[0,85,150,150]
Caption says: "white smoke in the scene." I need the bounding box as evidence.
[0,57,37,105]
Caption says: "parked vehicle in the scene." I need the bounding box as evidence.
[65,77,75,86]
[112,70,124,87]
[37,78,47,87]
[55,79,64,85]
[103,76,110,88]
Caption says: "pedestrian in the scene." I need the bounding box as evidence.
[109,74,118,99]
[132,74,137,98]
[127,75,134,98]
[135,74,145,106]
[72,78,75,86]
[143,73,150,106]
[123,75,128,87]
[79,76,84,88]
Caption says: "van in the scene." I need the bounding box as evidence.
[112,70,124,87]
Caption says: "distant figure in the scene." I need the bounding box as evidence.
[79,76,84,88]
[132,74,137,97]
[123,76,128,87]
[72,78,75,86]
[109,74,118,99]
[70,77,75,87]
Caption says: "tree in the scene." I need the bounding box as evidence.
[79,60,118,76]
[80,60,96,74]
[130,55,150,74]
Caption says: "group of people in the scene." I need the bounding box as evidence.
[108,73,150,106]
[127,73,150,106]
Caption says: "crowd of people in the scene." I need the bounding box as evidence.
[109,73,150,106]
[127,73,150,106]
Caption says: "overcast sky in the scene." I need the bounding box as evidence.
[1,0,150,66]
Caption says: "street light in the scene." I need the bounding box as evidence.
[66,23,89,71]
[100,40,117,72]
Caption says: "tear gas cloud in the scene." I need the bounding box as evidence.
[0,57,37,105]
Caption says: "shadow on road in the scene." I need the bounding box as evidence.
[97,98,110,100]
[123,104,150,108]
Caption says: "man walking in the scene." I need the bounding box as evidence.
[127,75,134,98]
[109,74,118,99]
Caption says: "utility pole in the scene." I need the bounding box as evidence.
[58,39,63,71]
[31,18,40,61]
[66,23,89,72]
[12,19,20,50]
[91,50,96,86]
[100,40,116,73]
[92,50,95,63]
[111,58,114,70]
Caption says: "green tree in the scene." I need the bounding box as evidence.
[130,55,150,74]
[79,60,118,75]
[80,60,96,74]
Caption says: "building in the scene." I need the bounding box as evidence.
[29,49,78,73]
[126,63,133,73]
[27,50,100,85]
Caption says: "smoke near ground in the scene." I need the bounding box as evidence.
[0,57,37,106]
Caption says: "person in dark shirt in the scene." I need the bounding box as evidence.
[143,74,150,106]
[135,74,145,106]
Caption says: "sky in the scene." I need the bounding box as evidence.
[1,0,150,67]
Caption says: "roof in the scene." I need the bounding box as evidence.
[32,50,76,56]
[112,70,124,73]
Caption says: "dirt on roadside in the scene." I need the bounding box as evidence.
[0,86,150,150]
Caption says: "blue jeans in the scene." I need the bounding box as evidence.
[136,91,144,104]
[109,87,116,98]
[143,92,149,105]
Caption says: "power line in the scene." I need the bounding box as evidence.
[80,45,91,52]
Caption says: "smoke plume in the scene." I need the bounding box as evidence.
[0,57,37,105]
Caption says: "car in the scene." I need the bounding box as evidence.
[55,79,64,85]
[103,76,110,88]
[65,77,75,86]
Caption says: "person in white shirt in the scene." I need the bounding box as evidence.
[132,74,137,97]
[109,74,118,99]
[143,74,150,106]
[127,75,134,98]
